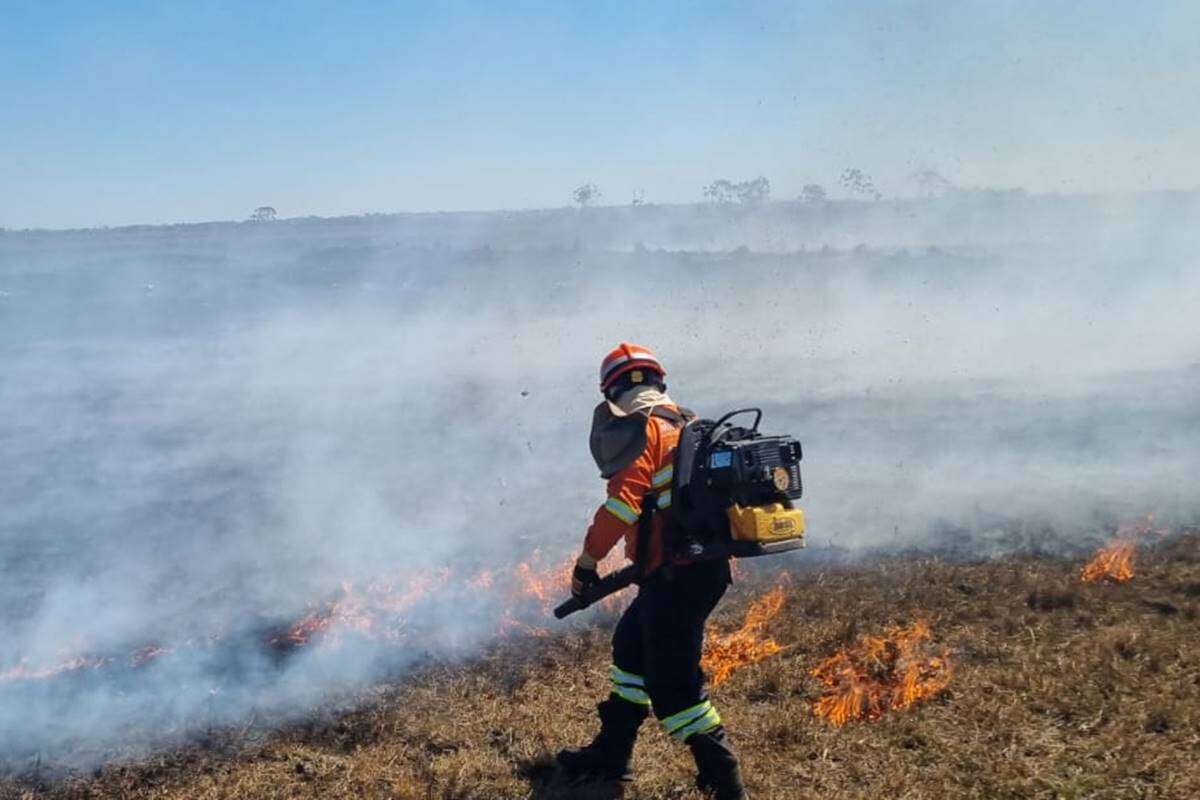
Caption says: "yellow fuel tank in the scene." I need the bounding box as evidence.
[727,502,806,544]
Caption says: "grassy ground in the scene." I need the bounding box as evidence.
[4,533,1199,800]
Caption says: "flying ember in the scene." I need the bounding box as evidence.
[810,619,952,726]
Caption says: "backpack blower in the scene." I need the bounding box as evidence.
[555,408,805,618]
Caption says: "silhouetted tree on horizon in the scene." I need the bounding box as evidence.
[799,184,828,203]
[572,183,600,208]
[840,168,881,201]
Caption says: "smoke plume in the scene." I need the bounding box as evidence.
[1,192,1198,763]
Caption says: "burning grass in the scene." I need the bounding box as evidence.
[1081,539,1137,583]
[0,550,621,690]
[701,581,787,686]
[810,619,952,725]
[3,531,1200,800]
[1080,513,1172,584]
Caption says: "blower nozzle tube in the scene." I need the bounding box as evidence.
[553,563,641,619]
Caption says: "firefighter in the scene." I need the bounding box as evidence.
[556,343,747,800]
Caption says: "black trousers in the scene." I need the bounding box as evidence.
[611,558,732,722]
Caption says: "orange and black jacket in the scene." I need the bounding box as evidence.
[582,406,687,574]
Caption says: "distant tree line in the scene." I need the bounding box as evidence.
[242,166,965,224]
[567,165,951,210]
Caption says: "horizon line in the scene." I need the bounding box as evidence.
[3,186,1197,236]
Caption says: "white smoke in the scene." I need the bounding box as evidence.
[0,192,1198,764]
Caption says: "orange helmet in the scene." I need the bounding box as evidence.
[599,342,665,392]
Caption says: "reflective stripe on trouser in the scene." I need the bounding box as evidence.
[609,664,651,706]
[661,699,722,741]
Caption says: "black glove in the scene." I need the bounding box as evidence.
[572,564,600,599]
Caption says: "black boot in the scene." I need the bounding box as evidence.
[556,696,648,782]
[688,726,746,800]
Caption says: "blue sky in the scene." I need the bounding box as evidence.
[2,1,1198,228]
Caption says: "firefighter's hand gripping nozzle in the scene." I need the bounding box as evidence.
[554,563,641,619]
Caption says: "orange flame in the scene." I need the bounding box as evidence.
[1080,540,1136,584]
[1079,513,1168,584]
[515,557,573,614]
[0,655,109,683]
[701,582,787,687]
[271,551,615,650]
[130,644,173,668]
[810,619,952,726]
[5,549,630,684]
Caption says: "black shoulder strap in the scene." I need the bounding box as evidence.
[634,493,656,579]
[634,406,694,578]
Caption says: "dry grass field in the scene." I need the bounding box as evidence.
[4,532,1199,800]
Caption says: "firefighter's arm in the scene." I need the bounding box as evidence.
[580,421,658,566]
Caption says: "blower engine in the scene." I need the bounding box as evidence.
[556,407,806,618]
